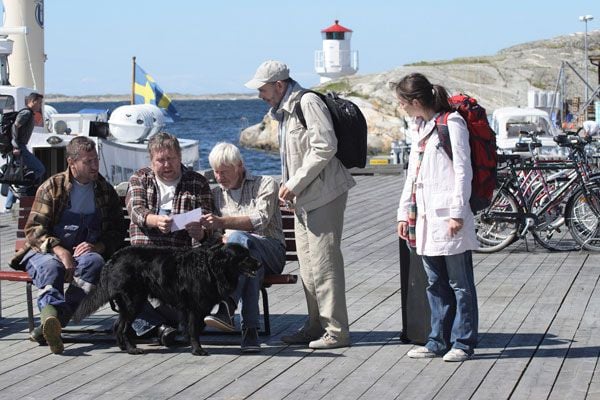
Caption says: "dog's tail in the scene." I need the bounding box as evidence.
[72,260,113,323]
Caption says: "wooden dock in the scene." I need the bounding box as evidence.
[1,174,600,400]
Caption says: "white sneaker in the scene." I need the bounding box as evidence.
[443,348,472,362]
[407,346,437,358]
[308,333,350,349]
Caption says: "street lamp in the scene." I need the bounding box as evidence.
[579,14,594,102]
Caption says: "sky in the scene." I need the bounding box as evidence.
[10,0,600,96]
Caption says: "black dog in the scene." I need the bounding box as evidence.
[73,243,259,355]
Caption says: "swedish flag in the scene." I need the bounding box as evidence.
[134,64,180,121]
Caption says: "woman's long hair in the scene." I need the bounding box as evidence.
[394,73,452,114]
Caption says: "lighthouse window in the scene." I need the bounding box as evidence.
[325,32,345,40]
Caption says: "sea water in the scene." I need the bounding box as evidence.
[49,99,281,175]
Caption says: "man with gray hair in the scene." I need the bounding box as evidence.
[201,142,285,353]
[11,136,125,354]
[245,60,355,349]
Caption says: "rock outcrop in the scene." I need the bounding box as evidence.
[240,30,600,153]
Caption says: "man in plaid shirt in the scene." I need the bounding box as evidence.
[201,142,286,353]
[126,132,214,346]
[12,136,124,354]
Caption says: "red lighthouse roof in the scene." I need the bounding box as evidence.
[321,20,352,33]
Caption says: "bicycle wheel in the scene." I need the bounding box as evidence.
[529,181,581,251]
[566,184,600,251]
[474,187,520,253]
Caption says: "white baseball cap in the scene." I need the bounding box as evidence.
[245,60,290,89]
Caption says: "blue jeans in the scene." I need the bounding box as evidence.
[422,251,478,354]
[226,231,286,329]
[23,251,104,325]
[5,145,45,209]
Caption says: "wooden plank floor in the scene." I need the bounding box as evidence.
[1,174,600,400]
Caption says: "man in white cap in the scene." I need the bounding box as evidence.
[245,60,356,349]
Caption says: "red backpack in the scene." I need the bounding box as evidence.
[435,94,497,213]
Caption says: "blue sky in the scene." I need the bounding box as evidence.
[31,1,600,95]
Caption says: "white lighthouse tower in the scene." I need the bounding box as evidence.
[315,20,358,83]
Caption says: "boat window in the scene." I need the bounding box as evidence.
[0,95,15,112]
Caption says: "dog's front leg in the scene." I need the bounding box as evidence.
[188,311,208,356]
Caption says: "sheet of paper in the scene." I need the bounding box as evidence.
[170,208,203,232]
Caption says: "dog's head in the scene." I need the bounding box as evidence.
[221,243,260,277]
[205,242,260,298]
[207,242,260,278]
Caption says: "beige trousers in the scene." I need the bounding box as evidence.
[294,192,349,340]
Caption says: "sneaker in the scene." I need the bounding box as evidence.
[204,301,235,332]
[29,325,46,345]
[42,316,64,354]
[308,333,350,349]
[241,327,261,353]
[443,348,472,362]
[281,329,320,345]
[407,346,437,359]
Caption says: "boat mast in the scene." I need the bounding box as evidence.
[131,56,136,105]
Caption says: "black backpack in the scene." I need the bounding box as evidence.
[0,109,24,155]
[295,91,368,169]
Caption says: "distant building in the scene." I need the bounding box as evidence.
[315,20,358,83]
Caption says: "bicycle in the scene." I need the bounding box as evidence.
[475,133,600,252]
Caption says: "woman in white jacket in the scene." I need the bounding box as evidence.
[395,73,479,362]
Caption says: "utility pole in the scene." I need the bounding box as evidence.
[579,15,594,102]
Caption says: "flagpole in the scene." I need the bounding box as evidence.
[131,56,136,105]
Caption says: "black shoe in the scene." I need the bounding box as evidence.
[241,327,260,353]
[204,301,235,332]
[157,324,177,347]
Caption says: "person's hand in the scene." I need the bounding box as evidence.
[73,241,96,257]
[185,221,206,241]
[53,245,76,282]
[200,213,224,231]
[12,148,20,156]
[279,185,296,203]
[448,218,464,237]
[154,214,173,234]
[398,221,408,240]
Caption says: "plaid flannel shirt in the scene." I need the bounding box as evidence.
[126,166,213,247]
[212,172,285,246]
[10,169,125,270]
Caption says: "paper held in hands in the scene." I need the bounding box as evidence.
[170,208,203,232]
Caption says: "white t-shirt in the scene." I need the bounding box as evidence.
[155,176,180,214]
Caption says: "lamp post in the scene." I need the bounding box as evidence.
[579,14,594,102]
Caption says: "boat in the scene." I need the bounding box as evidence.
[0,0,199,204]
[491,106,565,156]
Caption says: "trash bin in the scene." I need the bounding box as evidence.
[399,238,431,344]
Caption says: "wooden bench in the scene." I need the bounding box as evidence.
[1,196,298,336]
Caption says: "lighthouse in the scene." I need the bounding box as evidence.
[315,20,358,83]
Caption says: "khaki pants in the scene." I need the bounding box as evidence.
[294,192,349,340]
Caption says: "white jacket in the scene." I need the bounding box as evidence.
[397,111,478,256]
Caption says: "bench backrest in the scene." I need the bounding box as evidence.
[15,196,298,261]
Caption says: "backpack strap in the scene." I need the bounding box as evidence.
[294,90,316,129]
[434,112,453,160]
